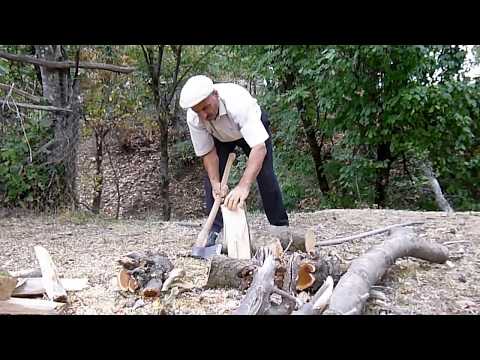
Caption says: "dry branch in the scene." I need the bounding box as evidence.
[323,228,449,315]
[0,50,135,73]
[316,221,424,246]
[0,99,72,112]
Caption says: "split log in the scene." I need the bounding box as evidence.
[33,246,68,303]
[292,276,334,315]
[205,255,255,289]
[0,272,17,301]
[323,228,449,315]
[0,297,65,315]
[218,228,316,256]
[12,278,89,298]
[9,268,42,278]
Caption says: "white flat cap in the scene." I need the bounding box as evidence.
[179,75,214,109]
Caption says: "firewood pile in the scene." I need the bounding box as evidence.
[0,246,89,315]
[116,250,193,312]
[205,224,450,315]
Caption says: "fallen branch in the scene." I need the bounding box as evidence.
[323,227,449,315]
[316,221,424,247]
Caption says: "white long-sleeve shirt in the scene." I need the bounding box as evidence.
[186,83,269,157]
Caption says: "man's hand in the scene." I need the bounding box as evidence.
[224,184,250,210]
[212,181,229,201]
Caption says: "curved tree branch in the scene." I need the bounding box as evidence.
[0,50,135,74]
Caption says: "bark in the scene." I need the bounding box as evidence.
[205,255,255,289]
[324,228,449,315]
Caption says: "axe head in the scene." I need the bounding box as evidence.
[191,244,222,259]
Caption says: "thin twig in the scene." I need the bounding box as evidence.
[442,240,472,246]
[316,221,424,247]
[0,99,72,112]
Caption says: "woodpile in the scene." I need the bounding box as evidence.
[206,224,450,315]
[116,251,192,299]
[0,246,89,315]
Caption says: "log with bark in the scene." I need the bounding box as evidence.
[205,251,344,293]
[323,227,449,315]
[230,224,449,315]
[217,228,316,256]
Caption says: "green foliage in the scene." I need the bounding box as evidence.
[0,116,54,208]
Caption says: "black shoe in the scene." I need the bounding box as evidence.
[206,231,220,247]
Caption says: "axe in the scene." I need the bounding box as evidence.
[191,152,236,259]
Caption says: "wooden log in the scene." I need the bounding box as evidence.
[120,251,174,290]
[324,228,449,315]
[221,205,252,260]
[12,278,89,298]
[0,297,65,315]
[9,268,42,278]
[0,272,17,301]
[205,255,255,289]
[34,246,68,303]
[218,228,316,256]
[293,276,334,315]
[142,279,163,298]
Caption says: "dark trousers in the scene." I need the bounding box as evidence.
[204,112,289,233]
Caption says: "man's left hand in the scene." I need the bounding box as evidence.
[224,184,250,210]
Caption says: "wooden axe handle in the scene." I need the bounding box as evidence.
[196,152,236,246]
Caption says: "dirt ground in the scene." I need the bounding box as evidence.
[1,208,479,315]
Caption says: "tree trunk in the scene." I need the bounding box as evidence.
[34,45,81,208]
[323,227,449,315]
[374,142,393,207]
[92,129,105,214]
[158,112,171,220]
[297,102,330,194]
[421,162,454,213]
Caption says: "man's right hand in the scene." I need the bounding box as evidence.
[212,181,229,201]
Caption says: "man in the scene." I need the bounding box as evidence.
[179,75,289,246]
